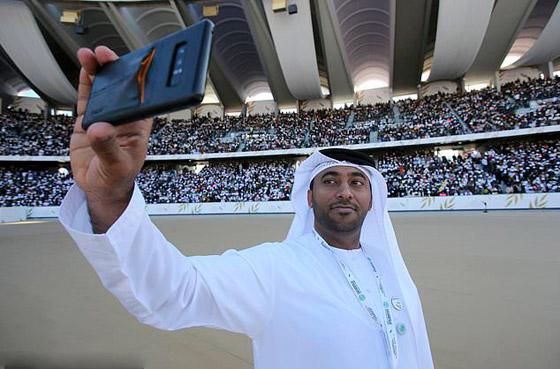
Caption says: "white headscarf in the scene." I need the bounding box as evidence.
[287,149,434,369]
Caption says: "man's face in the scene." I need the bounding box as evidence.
[307,166,372,233]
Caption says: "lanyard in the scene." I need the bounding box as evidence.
[313,230,399,369]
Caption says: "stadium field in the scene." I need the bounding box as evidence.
[1,211,558,369]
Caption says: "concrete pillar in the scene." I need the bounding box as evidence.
[539,61,554,79]
[417,84,423,99]
[456,78,466,93]
[493,71,501,93]
[0,98,2,114]
[44,104,50,122]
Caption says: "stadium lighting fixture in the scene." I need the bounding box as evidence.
[272,0,287,12]
[203,5,219,17]
[60,10,80,26]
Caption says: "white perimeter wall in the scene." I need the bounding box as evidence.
[2,193,558,222]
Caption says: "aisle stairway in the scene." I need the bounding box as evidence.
[443,100,472,133]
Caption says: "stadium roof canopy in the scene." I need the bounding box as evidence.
[0,0,559,109]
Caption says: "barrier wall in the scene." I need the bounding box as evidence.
[2,193,557,222]
[0,206,27,222]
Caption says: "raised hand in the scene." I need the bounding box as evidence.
[71,46,153,233]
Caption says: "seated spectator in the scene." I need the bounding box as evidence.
[1,139,557,207]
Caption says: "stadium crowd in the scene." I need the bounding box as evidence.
[137,160,295,203]
[1,139,557,207]
[0,166,73,207]
[1,77,559,156]
[503,76,560,107]
[379,94,466,141]
[0,110,72,156]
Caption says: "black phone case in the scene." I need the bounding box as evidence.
[82,19,214,130]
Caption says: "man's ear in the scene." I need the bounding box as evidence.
[307,189,313,208]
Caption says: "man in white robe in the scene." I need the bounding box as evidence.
[60,46,434,369]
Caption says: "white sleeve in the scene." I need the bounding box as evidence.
[59,184,277,338]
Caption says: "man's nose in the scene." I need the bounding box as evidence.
[337,183,354,199]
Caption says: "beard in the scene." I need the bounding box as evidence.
[312,200,367,233]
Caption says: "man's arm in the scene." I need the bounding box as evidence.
[60,183,276,337]
[62,46,276,337]
[71,46,151,233]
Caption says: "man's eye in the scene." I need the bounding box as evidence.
[353,180,365,186]
[324,179,335,184]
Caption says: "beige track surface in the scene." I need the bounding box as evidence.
[0,211,559,369]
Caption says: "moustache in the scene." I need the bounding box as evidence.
[329,201,358,210]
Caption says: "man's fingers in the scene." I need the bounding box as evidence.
[77,48,98,76]
[87,122,124,166]
[75,46,119,133]
[75,68,93,129]
[94,46,119,65]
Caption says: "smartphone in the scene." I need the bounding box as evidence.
[82,19,214,130]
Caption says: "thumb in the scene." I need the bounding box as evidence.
[87,122,124,165]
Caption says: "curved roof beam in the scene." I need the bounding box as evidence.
[221,41,255,57]
[342,21,390,41]
[428,0,494,81]
[262,0,325,100]
[242,0,295,107]
[312,0,354,102]
[214,17,248,28]
[136,7,175,24]
[226,51,260,67]
[333,0,394,92]
[346,32,390,51]
[24,0,82,66]
[214,30,252,48]
[511,2,560,68]
[347,42,390,59]
[338,8,390,30]
[145,22,181,40]
[99,2,144,51]
[0,54,22,95]
[351,53,389,67]
[392,0,431,94]
[466,0,537,84]
[90,34,123,46]
[505,0,558,64]
[245,81,272,98]
[174,0,244,111]
[0,0,76,106]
